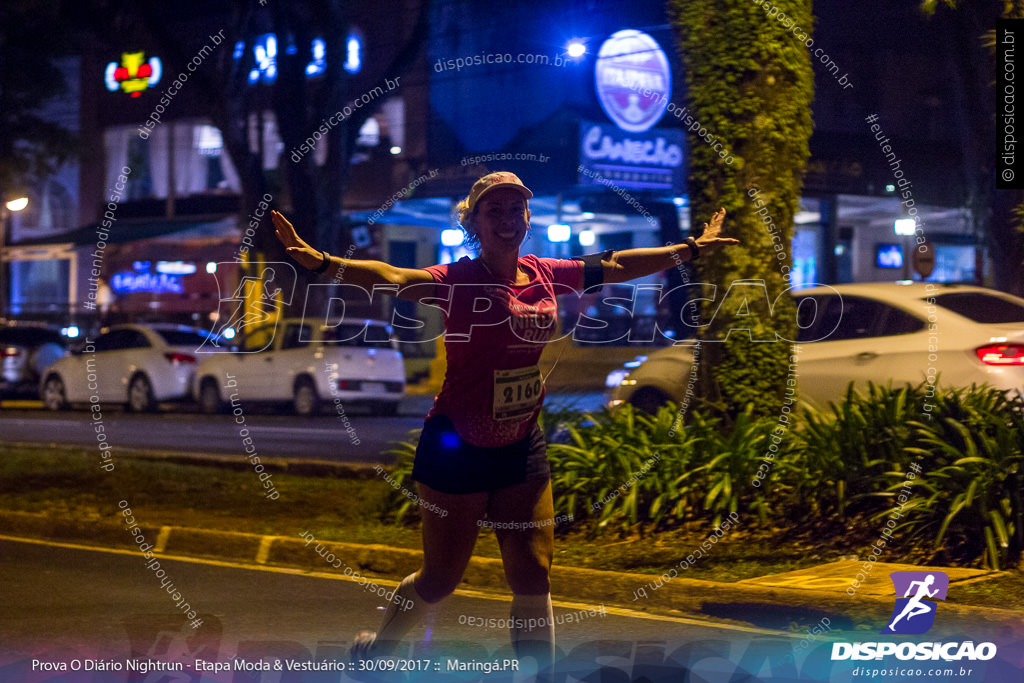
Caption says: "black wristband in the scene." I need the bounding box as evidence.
[573,249,614,291]
[685,236,700,261]
[312,250,331,274]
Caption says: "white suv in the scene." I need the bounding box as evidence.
[607,282,1024,411]
[192,318,405,416]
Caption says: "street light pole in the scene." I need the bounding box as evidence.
[0,207,6,320]
[894,217,915,281]
[1,197,29,319]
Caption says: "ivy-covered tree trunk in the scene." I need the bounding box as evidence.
[669,0,814,418]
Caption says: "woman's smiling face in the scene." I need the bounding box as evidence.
[473,188,531,255]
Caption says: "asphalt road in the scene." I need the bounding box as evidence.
[0,407,424,464]
[0,537,811,681]
[0,394,604,464]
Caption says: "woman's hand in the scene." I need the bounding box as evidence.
[272,210,324,270]
[696,208,740,253]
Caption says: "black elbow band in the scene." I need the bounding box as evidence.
[573,249,614,290]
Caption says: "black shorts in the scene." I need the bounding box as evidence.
[411,414,550,494]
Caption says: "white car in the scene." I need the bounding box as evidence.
[40,324,216,411]
[1,323,69,397]
[191,318,405,416]
[607,282,1024,412]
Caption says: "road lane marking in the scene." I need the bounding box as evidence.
[0,534,809,639]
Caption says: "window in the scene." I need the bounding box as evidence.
[239,324,277,352]
[930,245,976,282]
[281,324,310,350]
[94,329,150,352]
[802,295,886,342]
[795,295,823,342]
[878,306,925,336]
[17,179,75,231]
[105,123,241,200]
[322,323,394,348]
[155,329,215,347]
[0,327,65,347]
[797,295,926,342]
[932,293,1024,324]
[9,259,69,315]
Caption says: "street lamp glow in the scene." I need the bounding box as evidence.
[5,197,28,212]
[441,229,464,246]
[567,41,586,58]
[578,230,596,247]
[547,224,571,242]
[894,218,916,236]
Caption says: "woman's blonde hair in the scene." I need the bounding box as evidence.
[453,197,480,248]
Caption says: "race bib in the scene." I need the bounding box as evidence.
[493,366,543,421]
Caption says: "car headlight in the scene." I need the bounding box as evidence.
[605,369,629,388]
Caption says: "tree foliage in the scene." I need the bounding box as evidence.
[66,0,428,313]
[920,0,1024,296]
[668,0,814,417]
[0,0,78,199]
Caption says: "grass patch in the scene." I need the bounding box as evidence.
[2,445,1021,611]
[0,445,886,580]
[945,572,1024,610]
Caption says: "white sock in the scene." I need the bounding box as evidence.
[509,593,555,673]
[374,573,433,655]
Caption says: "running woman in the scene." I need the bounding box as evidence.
[272,171,738,670]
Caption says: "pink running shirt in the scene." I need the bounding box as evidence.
[422,254,583,447]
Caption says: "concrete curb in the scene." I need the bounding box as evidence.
[2,509,1021,638]
[1,440,385,478]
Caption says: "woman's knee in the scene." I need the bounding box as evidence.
[504,550,552,594]
[414,569,464,603]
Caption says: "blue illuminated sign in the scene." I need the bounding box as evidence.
[876,243,903,269]
[308,38,327,76]
[594,30,672,133]
[579,120,685,192]
[111,271,184,294]
[249,34,278,84]
[344,32,363,74]
[156,261,197,275]
[243,33,360,83]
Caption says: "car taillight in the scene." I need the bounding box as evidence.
[2,347,20,358]
[975,343,1024,365]
[338,380,354,390]
[165,352,197,364]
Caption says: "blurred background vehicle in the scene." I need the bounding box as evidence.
[0,323,71,399]
[40,323,216,412]
[192,318,405,417]
[606,282,1024,413]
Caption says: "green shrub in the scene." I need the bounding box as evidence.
[872,386,1024,569]
[546,405,695,534]
[379,430,420,524]
[376,384,1024,569]
[547,404,778,533]
[682,404,776,525]
[782,382,924,520]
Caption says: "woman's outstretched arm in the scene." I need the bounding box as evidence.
[272,210,435,295]
[600,208,739,284]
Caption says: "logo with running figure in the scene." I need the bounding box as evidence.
[882,571,949,635]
